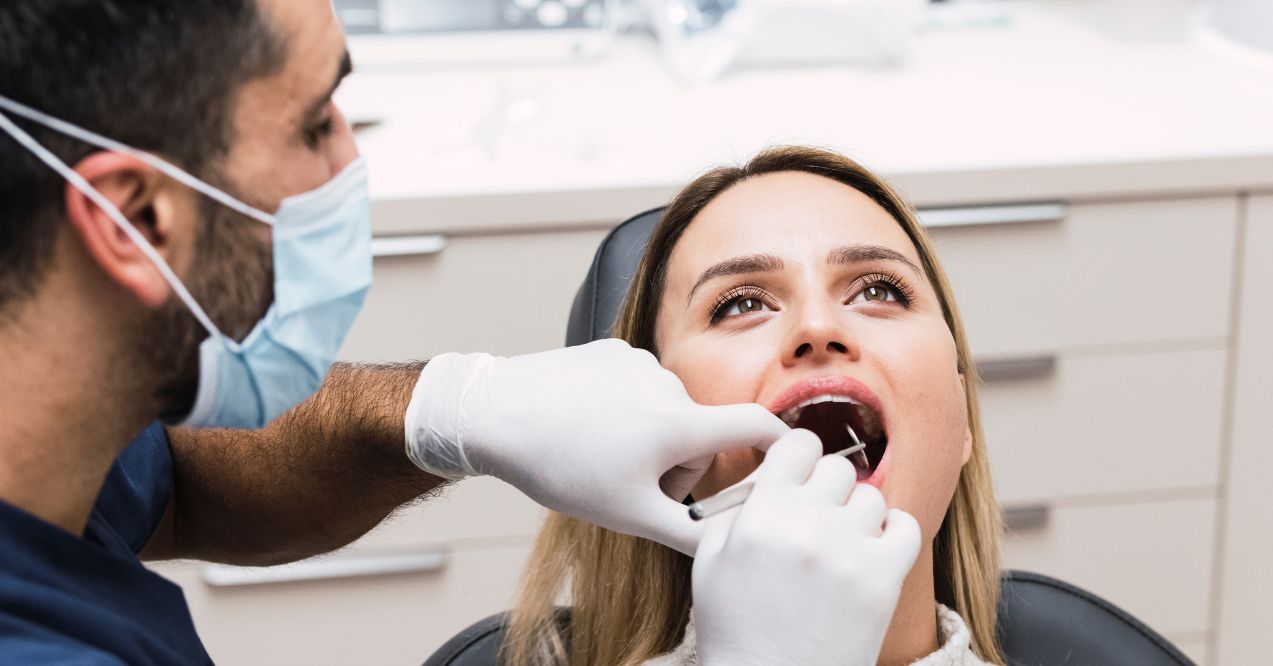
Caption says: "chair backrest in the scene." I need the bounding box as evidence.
[565,207,663,347]
[424,571,1193,665]
[460,207,1192,666]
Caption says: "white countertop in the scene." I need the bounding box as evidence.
[338,1,1273,236]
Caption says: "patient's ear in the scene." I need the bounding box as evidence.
[959,373,973,465]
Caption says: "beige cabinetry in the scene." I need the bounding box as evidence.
[152,194,1245,665]
[153,542,533,666]
[342,228,611,361]
[1215,194,1273,666]
[931,196,1238,663]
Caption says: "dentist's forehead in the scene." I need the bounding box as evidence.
[671,171,921,274]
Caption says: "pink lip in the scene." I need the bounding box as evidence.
[765,375,890,488]
[861,450,889,489]
[766,375,886,427]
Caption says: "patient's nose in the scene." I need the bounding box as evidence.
[782,309,860,366]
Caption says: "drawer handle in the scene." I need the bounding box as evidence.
[976,355,1057,383]
[200,548,450,588]
[371,234,448,258]
[918,202,1067,229]
[1002,503,1051,532]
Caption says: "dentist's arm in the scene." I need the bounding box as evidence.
[144,361,443,565]
[143,340,788,565]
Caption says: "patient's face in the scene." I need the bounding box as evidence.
[655,171,971,540]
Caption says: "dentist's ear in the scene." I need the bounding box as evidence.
[64,152,197,308]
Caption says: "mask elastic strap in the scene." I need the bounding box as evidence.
[0,94,274,225]
[0,108,227,341]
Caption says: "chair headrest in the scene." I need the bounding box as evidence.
[565,208,663,346]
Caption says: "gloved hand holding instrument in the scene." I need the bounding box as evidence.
[691,429,922,666]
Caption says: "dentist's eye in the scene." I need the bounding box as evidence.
[710,286,775,323]
[304,116,335,149]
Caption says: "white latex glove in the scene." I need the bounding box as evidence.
[404,339,789,555]
[692,429,922,666]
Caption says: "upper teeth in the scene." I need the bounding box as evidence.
[778,394,861,427]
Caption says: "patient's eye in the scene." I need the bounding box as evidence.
[848,273,914,307]
[860,285,898,303]
[711,287,774,323]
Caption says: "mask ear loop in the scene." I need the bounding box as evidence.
[0,108,231,344]
[0,94,275,225]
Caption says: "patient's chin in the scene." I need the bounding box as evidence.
[690,450,763,499]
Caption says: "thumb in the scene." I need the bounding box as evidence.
[694,502,741,562]
[674,403,790,464]
[880,508,923,577]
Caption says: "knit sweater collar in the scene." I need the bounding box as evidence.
[642,603,990,666]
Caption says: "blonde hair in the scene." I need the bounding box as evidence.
[506,146,1003,665]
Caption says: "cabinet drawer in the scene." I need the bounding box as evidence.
[341,228,610,362]
[980,347,1226,505]
[932,197,1237,358]
[151,542,532,666]
[356,476,546,550]
[1001,496,1215,640]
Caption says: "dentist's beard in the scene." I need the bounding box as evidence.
[141,198,275,422]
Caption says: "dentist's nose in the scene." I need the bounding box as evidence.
[782,304,860,366]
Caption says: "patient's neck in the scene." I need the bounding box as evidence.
[878,545,940,666]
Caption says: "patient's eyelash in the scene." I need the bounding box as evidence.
[710,286,773,324]
[851,271,916,306]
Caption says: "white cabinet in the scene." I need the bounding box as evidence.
[933,196,1237,358]
[931,195,1239,663]
[1000,496,1216,644]
[152,542,532,666]
[980,347,1226,504]
[341,228,610,362]
[1215,194,1273,666]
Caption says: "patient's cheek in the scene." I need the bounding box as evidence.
[691,448,765,499]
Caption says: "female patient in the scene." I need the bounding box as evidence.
[507,146,1003,665]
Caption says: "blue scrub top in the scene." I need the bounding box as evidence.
[0,422,213,665]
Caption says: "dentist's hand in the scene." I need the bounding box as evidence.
[692,430,922,666]
[404,339,788,555]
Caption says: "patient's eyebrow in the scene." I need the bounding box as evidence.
[828,244,922,275]
[687,254,785,304]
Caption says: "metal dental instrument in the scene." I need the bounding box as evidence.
[842,422,872,472]
[688,425,870,521]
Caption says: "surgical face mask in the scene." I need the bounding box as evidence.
[0,95,373,429]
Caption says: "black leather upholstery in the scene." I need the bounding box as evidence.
[565,207,663,346]
[440,207,1193,665]
[424,571,1193,665]
[996,571,1192,665]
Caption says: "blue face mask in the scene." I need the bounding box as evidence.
[0,95,373,429]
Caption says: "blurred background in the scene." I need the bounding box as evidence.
[147,0,1273,663]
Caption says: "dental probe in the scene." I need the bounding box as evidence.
[688,426,870,521]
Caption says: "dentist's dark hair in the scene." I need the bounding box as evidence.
[0,0,284,317]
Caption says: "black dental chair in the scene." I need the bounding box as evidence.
[423,208,1195,666]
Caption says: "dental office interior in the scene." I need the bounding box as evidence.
[144,0,1273,663]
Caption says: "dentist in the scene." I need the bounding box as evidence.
[0,1,919,664]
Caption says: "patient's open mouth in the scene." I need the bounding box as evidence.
[777,396,888,478]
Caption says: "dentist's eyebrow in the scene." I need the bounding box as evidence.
[687,254,785,305]
[303,50,353,121]
[828,244,922,275]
